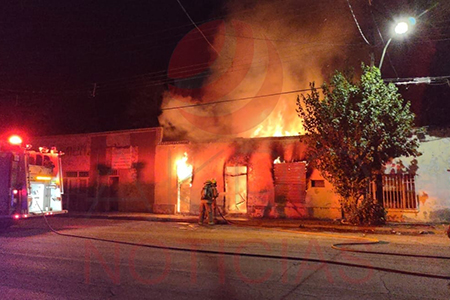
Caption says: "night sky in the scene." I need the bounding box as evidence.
[0,0,449,138]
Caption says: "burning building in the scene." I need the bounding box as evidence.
[28,1,450,223]
[154,136,341,219]
[28,126,450,223]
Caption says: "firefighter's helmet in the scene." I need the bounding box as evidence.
[204,179,217,186]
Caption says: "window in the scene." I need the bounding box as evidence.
[64,171,89,194]
[311,180,325,188]
[35,155,43,166]
[371,174,418,210]
[381,174,417,210]
[79,171,89,177]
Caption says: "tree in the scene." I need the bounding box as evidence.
[296,64,419,224]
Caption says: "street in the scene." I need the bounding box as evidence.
[0,217,449,300]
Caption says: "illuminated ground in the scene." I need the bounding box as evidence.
[0,217,449,299]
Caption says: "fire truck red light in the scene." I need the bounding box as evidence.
[14,214,20,219]
[8,135,22,145]
[13,189,18,194]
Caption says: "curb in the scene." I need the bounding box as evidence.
[60,212,447,236]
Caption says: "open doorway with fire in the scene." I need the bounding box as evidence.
[176,153,193,213]
[225,166,247,214]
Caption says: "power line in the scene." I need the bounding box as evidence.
[161,88,314,111]
[95,42,353,94]
[346,0,371,45]
[384,76,450,86]
[176,0,221,57]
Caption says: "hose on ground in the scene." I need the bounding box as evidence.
[34,204,450,281]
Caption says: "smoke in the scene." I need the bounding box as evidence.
[159,0,367,141]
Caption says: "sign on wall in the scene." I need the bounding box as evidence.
[111,146,138,169]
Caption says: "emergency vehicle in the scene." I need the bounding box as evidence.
[0,135,66,228]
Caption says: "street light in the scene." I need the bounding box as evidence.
[379,18,415,70]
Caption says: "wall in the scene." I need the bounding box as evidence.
[154,136,342,219]
[31,128,162,212]
[385,134,450,223]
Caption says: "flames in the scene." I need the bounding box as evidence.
[176,152,193,182]
[250,99,305,138]
[176,152,193,213]
[158,0,360,142]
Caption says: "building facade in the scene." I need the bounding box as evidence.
[31,128,162,213]
[31,127,450,223]
[153,136,341,219]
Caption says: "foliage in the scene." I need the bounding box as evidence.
[296,64,419,224]
[345,197,387,226]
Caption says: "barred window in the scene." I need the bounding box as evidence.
[372,174,418,210]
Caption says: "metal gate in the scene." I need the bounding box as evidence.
[274,162,307,204]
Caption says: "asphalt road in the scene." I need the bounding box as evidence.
[0,217,449,300]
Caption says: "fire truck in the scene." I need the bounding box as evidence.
[0,135,66,228]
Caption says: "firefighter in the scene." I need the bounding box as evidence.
[199,179,219,225]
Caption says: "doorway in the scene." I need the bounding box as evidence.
[225,166,248,213]
[108,176,119,211]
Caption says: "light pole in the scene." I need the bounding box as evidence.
[379,20,412,70]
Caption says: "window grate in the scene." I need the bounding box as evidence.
[372,174,418,210]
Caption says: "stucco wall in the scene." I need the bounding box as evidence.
[386,135,450,222]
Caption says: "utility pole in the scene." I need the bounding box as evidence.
[368,0,375,67]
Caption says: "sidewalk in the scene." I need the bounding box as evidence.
[63,211,449,236]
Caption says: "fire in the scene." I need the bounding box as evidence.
[250,100,305,138]
[176,152,193,214]
[176,152,193,182]
[274,156,282,164]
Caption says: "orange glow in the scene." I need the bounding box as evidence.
[176,152,193,214]
[250,104,305,138]
[36,176,52,181]
[8,135,22,145]
[176,152,193,183]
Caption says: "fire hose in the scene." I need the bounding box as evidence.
[35,203,450,281]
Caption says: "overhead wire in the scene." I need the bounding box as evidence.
[161,88,316,111]
[94,41,359,94]
[175,0,221,57]
[4,0,450,96]
[95,30,367,93]
[346,0,371,45]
